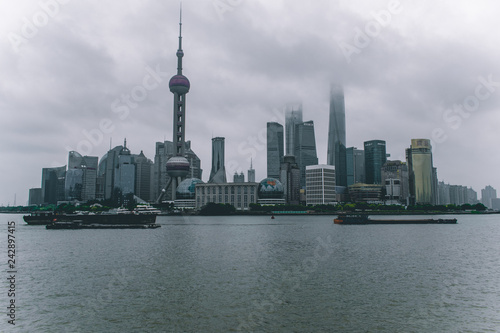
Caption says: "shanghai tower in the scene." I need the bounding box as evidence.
[327,84,347,187]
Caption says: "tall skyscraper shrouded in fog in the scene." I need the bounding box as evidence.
[327,84,347,187]
[267,122,284,179]
[209,137,227,183]
[406,139,435,205]
[294,121,318,188]
[164,8,191,201]
[285,103,303,156]
[364,140,387,185]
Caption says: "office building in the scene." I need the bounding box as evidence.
[29,188,43,206]
[280,155,301,205]
[438,182,478,206]
[294,121,318,188]
[247,159,255,183]
[306,165,336,205]
[327,84,347,187]
[267,122,284,179]
[41,166,66,204]
[381,160,409,203]
[134,151,153,202]
[233,172,244,183]
[406,139,435,205]
[195,183,259,211]
[65,151,84,201]
[438,181,451,205]
[346,147,365,186]
[348,183,383,203]
[113,141,136,205]
[481,185,497,209]
[209,137,227,183]
[64,151,98,202]
[491,198,500,210]
[98,145,123,200]
[285,103,303,156]
[364,140,387,185]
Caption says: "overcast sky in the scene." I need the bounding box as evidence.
[1,0,499,206]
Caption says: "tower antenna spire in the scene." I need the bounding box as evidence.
[177,2,183,75]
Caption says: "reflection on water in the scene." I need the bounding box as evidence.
[3,214,500,332]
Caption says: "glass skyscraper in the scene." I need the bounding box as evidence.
[41,166,66,204]
[65,151,98,201]
[406,139,434,205]
[294,121,318,188]
[267,122,284,179]
[364,140,387,185]
[346,147,365,186]
[327,84,347,187]
[209,137,227,184]
[285,103,303,156]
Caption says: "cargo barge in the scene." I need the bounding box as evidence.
[46,222,160,229]
[20,207,159,229]
[334,213,457,225]
[23,211,58,225]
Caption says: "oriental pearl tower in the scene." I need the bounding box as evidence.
[165,7,191,201]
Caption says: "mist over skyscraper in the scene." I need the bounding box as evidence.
[327,84,347,188]
[285,103,303,156]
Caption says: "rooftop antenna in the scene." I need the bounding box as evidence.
[110,137,112,150]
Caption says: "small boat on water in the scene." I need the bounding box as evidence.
[334,213,457,225]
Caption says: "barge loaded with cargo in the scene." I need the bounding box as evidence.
[334,213,457,225]
[24,206,160,229]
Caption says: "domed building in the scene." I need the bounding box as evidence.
[176,178,204,200]
[257,178,286,205]
[174,178,204,209]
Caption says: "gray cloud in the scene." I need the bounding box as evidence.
[1,0,499,205]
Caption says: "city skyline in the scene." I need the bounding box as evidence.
[1,1,500,205]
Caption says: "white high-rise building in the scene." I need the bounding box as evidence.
[306,165,336,205]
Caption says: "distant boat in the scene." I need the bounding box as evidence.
[134,204,161,215]
[334,213,457,225]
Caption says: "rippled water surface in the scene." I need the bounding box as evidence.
[2,213,500,332]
